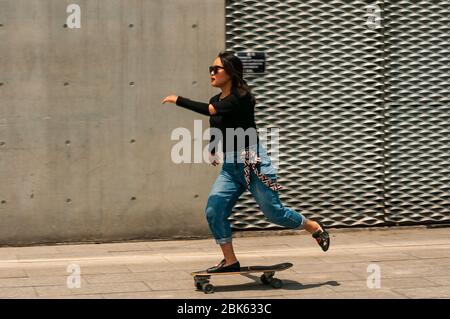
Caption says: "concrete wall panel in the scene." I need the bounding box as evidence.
[0,0,225,245]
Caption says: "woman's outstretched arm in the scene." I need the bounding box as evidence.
[161,94,209,116]
[161,94,238,116]
[175,96,210,116]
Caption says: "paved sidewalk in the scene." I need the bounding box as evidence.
[0,226,449,299]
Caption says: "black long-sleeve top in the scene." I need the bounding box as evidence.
[175,88,259,154]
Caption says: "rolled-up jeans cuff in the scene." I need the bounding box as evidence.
[215,236,233,245]
[296,215,306,230]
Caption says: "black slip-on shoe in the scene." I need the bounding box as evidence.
[207,259,225,270]
[206,260,241,273]
[312,221,330,252]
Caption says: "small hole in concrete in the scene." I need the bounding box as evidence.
[0,24,3,27]
[131,197,136,201]
[1,200,6,204]
[129,24,134,28]
[194,194,199,198]
[64,82,69,86]
[0,141,5,146]
[192,81,197,85]
[130,139,136,143]
[65,140,71,145]
[192,24,197,28]
[30,194,34,199]
[66,198,72,203]
[63,24,68,28]
[0,82,4,86]
[129,82,135,86]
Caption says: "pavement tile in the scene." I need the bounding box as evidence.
[14,251,112,260]
[404,247,450,259]
[378,277,439,289]
[393,286,450,298]
[429,257,450,265]
[145,279,197,291]
[35,282,150,297]
[374,239,450,247]
[126,263,181,273]
[0,254,18,261]
[101,291,228,299]
[0,268,28,279]
[424,276,450,286]
[24,264,131,277]
[284,289,405,299]
[293,261,371,276]
[356,252,418,262]
[0,276,89,288]
[36,294,104,299]
[84,271,191,284]
[380,265,450,278]
[324,277,439,293]
[0,246,60,255]
[0,287,37,298]
[287,271,361,282]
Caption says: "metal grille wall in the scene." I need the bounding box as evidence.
[384,1,450,224]
[225,0,450,229]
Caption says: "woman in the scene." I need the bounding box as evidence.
[162,51,330,273]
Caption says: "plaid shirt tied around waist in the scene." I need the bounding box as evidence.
[239,149,283,192]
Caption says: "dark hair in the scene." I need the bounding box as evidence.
[218,51,255,104]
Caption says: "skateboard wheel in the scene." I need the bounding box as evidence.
[270,278,283,289]
[260,274,271,285]
[195,282,202,290]
[202,283,214,294]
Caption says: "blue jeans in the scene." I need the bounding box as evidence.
[205,143,305,244]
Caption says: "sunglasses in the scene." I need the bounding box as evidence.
[209,65,224,75]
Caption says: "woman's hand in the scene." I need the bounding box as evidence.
[161,95,178,104]
[209,152,222,166]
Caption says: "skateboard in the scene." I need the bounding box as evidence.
[191,262,293,294]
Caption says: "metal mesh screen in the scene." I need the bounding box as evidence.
[384,1,450,224]
[225,0,450,229]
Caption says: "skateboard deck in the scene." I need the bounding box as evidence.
[191,262,293,294]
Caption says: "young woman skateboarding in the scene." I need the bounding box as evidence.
[162,51,330,273]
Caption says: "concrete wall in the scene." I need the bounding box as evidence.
[0,0,225,245]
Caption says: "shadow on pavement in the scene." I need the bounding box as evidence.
[197,273,340,293]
